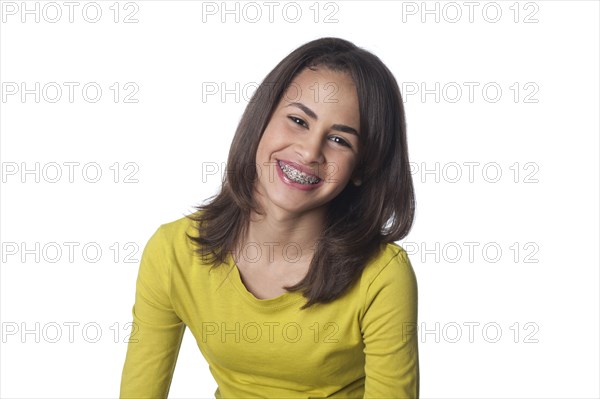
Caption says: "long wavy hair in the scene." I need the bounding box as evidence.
[187,37,415,310]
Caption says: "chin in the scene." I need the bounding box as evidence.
[271,195,329,216]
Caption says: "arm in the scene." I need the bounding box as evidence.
[120,226,186,398]
[361,248,419,399]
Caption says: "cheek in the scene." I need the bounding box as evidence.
[323,156,355,183]
[256,125,277,157]
[260,121,291,151]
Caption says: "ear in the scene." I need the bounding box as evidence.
[351,160,363,187]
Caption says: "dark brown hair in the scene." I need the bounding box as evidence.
[187,37,415,309]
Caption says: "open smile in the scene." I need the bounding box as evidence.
[276,160,323,189]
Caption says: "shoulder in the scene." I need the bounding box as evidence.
[358,243,418,307]
[155,214,197,240]
[144,214,199,261]
[362,243,416,288]
[357,242,418,325]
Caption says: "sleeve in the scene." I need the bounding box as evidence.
[120,226,186,399]
[361,248,419,399]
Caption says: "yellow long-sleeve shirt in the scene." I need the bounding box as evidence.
[120,215,419,398]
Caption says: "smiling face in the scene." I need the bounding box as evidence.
[253,66,361,219]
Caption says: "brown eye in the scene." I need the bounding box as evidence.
[329,136,351,148]
[288,116,308,128]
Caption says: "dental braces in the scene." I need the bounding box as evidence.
[280,162,321,185]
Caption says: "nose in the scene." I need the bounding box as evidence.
[294,132,325,166]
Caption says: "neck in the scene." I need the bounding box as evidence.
[235,207,326,267]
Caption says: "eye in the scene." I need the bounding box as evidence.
[329,136,352,148]
[288,116,308,128]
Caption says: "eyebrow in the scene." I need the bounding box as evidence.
[285,102,359,136]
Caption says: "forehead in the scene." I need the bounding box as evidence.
[281,67,359,111]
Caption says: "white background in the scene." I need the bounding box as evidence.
[1,1,599,398]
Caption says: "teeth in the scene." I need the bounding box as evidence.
[278,161,321,185]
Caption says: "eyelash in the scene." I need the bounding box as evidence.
[289,116,308,128]
[288,116,352,148]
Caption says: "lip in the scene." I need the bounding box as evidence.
[275,159,324,191]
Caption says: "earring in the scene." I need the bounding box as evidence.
[353,178,362,186]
